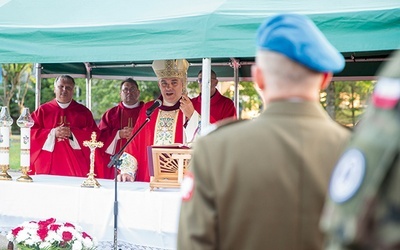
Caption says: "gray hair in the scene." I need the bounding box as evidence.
[54,75,75,87]
[256,50,320,86]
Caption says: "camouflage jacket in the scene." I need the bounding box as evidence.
[321,96,400,249]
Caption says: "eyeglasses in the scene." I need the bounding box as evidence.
[121,88,136,93]
[197,78,217,83]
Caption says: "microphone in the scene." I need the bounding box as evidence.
[146,99,162,116]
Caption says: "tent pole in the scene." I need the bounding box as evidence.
[200,58,211,134]
[84,63,92,110]
[35,63,42,110]
[231,58,240,119]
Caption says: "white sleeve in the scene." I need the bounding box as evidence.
[42,129,81,151]
[42,128,56,152]
[185,111,200,144]
[69,133,81,150]
[119,152,138,177]
[105,132,121,154]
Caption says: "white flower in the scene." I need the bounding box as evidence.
[72,240,83,250]
[8,218,97,250]
[15,230,30,243]
[6,232,14,242]
[82,236,95,248]
[75,225,83,232]
[24,238,36,246]
[23,221,38,229]
[46,230,62,243]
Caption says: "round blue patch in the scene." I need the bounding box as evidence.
[329,148,366,203]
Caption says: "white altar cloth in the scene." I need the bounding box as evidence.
[0,174,182,250]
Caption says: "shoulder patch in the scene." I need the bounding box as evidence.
[329,148,366,203]
[372,77,400,109]
[181,171,195,201]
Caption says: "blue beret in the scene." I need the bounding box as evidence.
[256,14,345,73]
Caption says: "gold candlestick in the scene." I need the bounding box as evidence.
[81,131,103,188]
[0,164,12,180]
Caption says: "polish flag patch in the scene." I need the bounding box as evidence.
[372,78,400,109]
[181,171,195,201]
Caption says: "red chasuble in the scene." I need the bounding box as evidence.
[191,89,237,123]
[30,99,99,177]
[124,98,185,182]
[97,101,144,179]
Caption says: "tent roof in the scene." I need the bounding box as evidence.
[39,51,394,80]
[0,0,399,78]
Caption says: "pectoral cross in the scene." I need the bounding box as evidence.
[127,117,133,128]
[57,116,70,142]
[57,116,70,126]
[81,131,104,188]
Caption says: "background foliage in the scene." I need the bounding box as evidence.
[1,63,375,170]
[1,63,375,132]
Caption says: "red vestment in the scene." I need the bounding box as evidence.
[191,89,237,123]
[124,98,186,182]
[97,101,144,179]
[30,99,99,177]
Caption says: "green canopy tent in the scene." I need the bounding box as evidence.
[0,0,399,126]
[0,0,398,72]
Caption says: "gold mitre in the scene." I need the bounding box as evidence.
[152,59,189,80]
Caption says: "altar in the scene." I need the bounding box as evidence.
[0,173,182,250]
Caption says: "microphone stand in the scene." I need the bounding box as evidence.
[107,116,151,250]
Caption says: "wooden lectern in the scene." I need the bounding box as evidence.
[148,145,192,190]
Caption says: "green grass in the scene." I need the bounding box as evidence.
[9,135,21,171]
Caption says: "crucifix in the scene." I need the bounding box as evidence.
[81,131,104,188]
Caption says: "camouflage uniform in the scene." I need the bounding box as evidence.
[321,50,400,249]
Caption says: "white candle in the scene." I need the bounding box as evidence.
[20,127,31,167]
[0,127,10,165]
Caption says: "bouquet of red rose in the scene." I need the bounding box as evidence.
[6,218,97,250]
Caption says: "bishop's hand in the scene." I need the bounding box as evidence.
[180,95,194,119]
[116,173,135,182]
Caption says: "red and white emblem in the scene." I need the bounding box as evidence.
[181,171,195,201]
[372,77,400,109]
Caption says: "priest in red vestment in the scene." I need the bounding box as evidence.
[30,75,99,177]
[192,69,237,124]
[97,78,144,179]
[117,59,199,182]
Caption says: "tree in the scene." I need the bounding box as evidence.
[328,81,375,126]
[137,81,160,102]
[40,78,57,103]
[90,79,121,120]
[187,80,263,119]
[1,63,34,110]
[1,66,375,129]
[1,63,35,133]
[237,81,263,119]
[323,81,336,119]
[89,79,159,120]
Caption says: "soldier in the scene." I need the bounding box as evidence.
[320,50,400,249]
[177,13,351,250]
